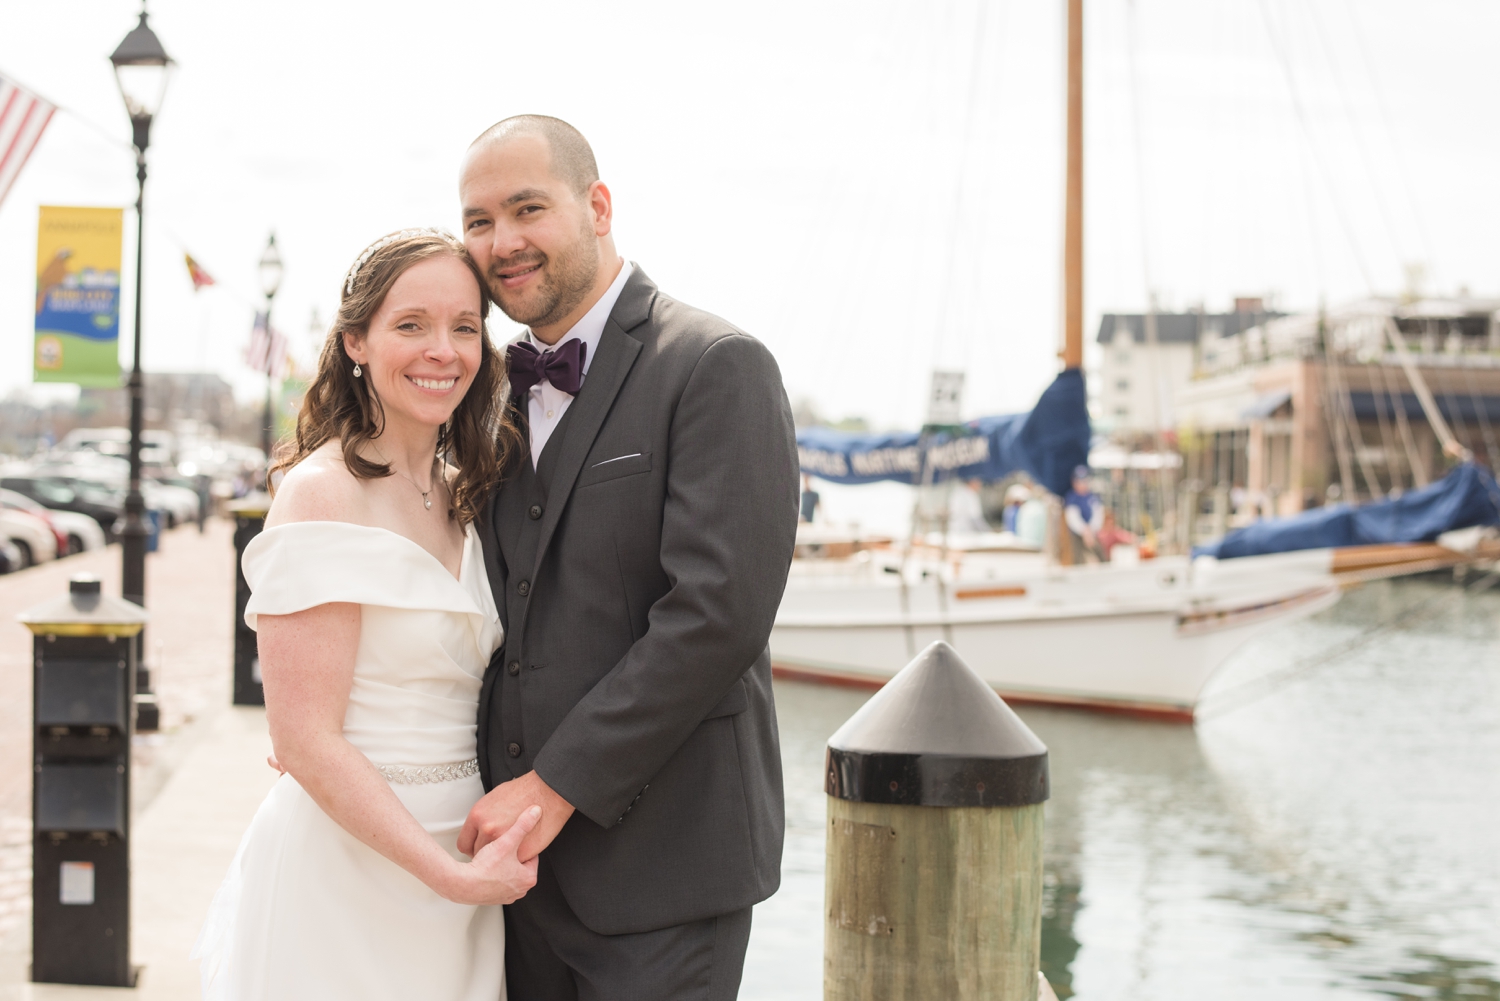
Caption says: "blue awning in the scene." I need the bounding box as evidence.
[1241,390,1292,420]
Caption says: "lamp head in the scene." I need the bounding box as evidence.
[259,233,284,299]
[110,9,173,151]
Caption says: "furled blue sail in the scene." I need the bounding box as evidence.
[796,369,1090,496]
[1196,462,1500,559]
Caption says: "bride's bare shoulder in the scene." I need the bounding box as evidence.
[265,442,369,528]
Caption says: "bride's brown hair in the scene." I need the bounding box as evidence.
[271,229,521,525]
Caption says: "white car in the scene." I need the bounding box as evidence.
[144,481,200,528]
[0,508,58,567]
[0,489,106,555]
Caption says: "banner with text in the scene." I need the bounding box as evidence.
[34,205,123,386]
[796,369,1090,496]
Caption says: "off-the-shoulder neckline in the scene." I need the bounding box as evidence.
[256,520,474,584]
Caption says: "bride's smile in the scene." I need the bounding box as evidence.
[345,255,485,434]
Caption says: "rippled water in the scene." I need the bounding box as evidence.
[741,576,1500,1000]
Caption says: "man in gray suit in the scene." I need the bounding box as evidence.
[457,116,799,999]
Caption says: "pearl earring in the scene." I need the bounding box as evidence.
[353,363,362,378]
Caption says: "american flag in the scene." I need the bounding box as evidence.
[0,75,56,209]
[246,311,290,380]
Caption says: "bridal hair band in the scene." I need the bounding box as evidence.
[344,227,454,297]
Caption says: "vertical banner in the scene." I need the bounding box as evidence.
[34,206,124,387]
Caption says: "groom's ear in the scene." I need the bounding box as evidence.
[587,180,613,238]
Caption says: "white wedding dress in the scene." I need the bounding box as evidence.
[194,520,506,1000]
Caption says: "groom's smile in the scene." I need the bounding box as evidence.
[459,130,614,344]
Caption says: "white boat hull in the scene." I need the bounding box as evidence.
[770,554,1341,720]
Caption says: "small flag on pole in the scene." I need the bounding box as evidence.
[184,253,215,290]
[0,75,58,209]
[246,311,290,380]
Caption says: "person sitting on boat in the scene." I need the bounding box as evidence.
[1014,490,1048,550]
[1096,508,1136,561]
[1001,483,1030,534]
[947,478,991,534]
[1063,465,1105,564]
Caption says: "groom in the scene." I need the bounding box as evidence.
[457,115,799,999]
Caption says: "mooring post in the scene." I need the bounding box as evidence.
[823,641,1049,1001]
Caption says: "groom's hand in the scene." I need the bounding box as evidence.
[459,770,574,862]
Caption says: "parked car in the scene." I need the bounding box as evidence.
[0,489,106,555]
[0,508,58,567]
[0,538,22,574]
[0,476,123,540]
[144,480,200,528]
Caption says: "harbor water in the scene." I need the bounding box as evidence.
[742,575,1500,1000]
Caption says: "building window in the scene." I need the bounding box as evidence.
[1116,351,1130,364]
[1116,379,1130,392]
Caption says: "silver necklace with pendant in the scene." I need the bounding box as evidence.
[375,445,439,510]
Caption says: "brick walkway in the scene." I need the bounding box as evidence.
[0,520,253,996]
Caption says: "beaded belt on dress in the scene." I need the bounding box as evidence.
[376,759,479,785]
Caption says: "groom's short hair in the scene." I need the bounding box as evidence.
[471,115,599,198]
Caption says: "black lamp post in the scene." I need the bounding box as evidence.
[258,233,284,462]
[109,10,173,612]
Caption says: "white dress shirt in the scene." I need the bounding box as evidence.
[523,260,633,465]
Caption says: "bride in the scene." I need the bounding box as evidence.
[195,229,534,999]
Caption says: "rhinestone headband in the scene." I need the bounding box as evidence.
[344,227,451,297]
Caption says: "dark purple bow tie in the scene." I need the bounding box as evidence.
[507,338,586,403]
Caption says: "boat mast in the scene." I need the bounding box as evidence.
[1062,0,1084,371]
[1050,0,1084,566]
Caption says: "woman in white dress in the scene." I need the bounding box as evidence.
[195,229,534,999]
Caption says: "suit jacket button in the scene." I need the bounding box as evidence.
[528,504,543,520]
[517,580,530,596]
[507,742,522,758]
[506,660,520,676]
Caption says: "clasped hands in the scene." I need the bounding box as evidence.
[458,769,575,862]
[267,750,573,880]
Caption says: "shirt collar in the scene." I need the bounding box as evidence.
[524,259,633,378]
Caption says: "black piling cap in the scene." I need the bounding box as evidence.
[825,641,1049,808]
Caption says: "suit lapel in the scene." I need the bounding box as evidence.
[527,266,656,577]
[529,319,641,576]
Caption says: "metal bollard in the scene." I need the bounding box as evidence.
[228,495,271,706]
[18,574,147,987]
[823,641,1049,1001]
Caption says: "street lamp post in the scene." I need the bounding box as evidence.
[109,10,173,614]
[258,234,284,462]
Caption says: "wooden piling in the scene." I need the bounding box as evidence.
[823,641,1049,1001]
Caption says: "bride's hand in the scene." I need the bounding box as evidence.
[443,805,541,905]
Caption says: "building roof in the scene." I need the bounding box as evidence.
[1096,311,1284,345]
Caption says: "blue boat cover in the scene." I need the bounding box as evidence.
[796,369,1090,496]
[1196,462,1500,559]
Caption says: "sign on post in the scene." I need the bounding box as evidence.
[34,206,123,387]
[926,370,965,426]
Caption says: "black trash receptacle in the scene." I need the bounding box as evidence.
[229,494,271,706]
[18,574,147,988]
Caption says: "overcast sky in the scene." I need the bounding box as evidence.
[2,0,1496,430]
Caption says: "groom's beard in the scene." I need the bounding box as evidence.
[488,225,600,331]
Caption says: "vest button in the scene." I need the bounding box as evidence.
[507,742,522,758]
[517,580,530,596]
[528,504,543,520]
[506,660,520,676]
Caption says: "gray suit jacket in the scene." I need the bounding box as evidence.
[478,267,799,936]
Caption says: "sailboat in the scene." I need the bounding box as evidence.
[769,0,1342,721]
